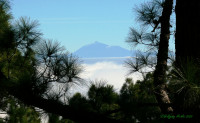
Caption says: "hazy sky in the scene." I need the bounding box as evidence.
[9,1,175,91]
[11,0,148,52]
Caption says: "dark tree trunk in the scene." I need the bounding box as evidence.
[174,1,200,121]
[175,0,200,63]
[153,0,173,114]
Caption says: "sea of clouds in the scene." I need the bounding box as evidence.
[67,56,157,96]
[80,61,143,91]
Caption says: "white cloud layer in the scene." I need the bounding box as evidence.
[80,61,143,91]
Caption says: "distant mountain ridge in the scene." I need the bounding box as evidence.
[73,41,133,58]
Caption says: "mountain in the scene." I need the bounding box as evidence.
[74,41,134,58]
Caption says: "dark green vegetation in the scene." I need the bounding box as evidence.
[0,0,200,122]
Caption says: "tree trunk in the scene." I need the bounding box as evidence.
[175,0,200,63]
[174,1,200,121]
[153,0,173,114]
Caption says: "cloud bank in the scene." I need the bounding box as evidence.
[80,61,143,91]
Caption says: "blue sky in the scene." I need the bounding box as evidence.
[11,0,174,53]
[11,0,148,52]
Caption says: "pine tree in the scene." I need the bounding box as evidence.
[153,0,173,113]
[126,0,174,113]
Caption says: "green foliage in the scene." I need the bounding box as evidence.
[0,0,84,122]
[168,59,200,114]
[48,113,74,123]
[0,119,4,123]
[0,0,83,98]
[3,98,41,123]
[68,93,92,112]
[66,77,162,122]
[0,0,14,51]
[119,75,160,122]
[88,82,119,112]
[67,82,121,121]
